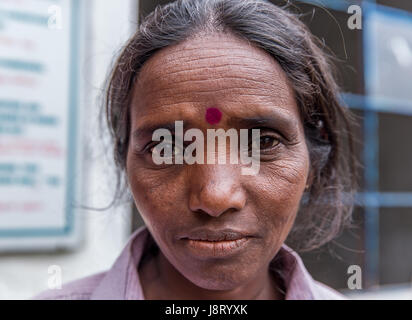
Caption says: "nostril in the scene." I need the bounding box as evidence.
[189,187,247,218]
[192,206,238,218]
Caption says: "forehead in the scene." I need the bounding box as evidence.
[130,32,300,128]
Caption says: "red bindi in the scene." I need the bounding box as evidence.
[205,107,222,125]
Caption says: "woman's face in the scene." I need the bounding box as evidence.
[126,32,310,290]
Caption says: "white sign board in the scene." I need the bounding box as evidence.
[0,0,83,251]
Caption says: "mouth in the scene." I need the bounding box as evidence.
[178,228,255,259]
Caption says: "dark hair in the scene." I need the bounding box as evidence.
[104,0,358,252]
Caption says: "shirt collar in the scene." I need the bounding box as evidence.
[90,226,148,300]
[91,226,317,300]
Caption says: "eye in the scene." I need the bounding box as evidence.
[148,139,184,159]
[258,135,280,150]
[249,132,281,153]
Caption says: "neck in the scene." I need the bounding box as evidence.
[140,250,284,300]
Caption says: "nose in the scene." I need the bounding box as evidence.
[188,164,247,217]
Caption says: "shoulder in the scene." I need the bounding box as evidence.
[276,244,348,300]
[31,271,107,300]
[312,280,348,300]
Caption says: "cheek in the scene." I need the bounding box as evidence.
[126,155,187,234]
[247,147,310,239]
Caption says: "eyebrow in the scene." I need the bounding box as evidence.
[132,122,178,142]
[132,111,298,142]
[228,112,298,132]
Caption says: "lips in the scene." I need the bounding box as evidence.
[179,228,252,241]
[178,228,255,258]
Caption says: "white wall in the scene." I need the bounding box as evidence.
[0,0,139,299]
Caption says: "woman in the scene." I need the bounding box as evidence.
[35,0,357,300]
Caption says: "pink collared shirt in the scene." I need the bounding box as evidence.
[33,226,347,300]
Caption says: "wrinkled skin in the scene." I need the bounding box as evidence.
[126,32,311,299]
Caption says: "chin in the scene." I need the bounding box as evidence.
[181,263,252,291]
[189,275,245,291]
